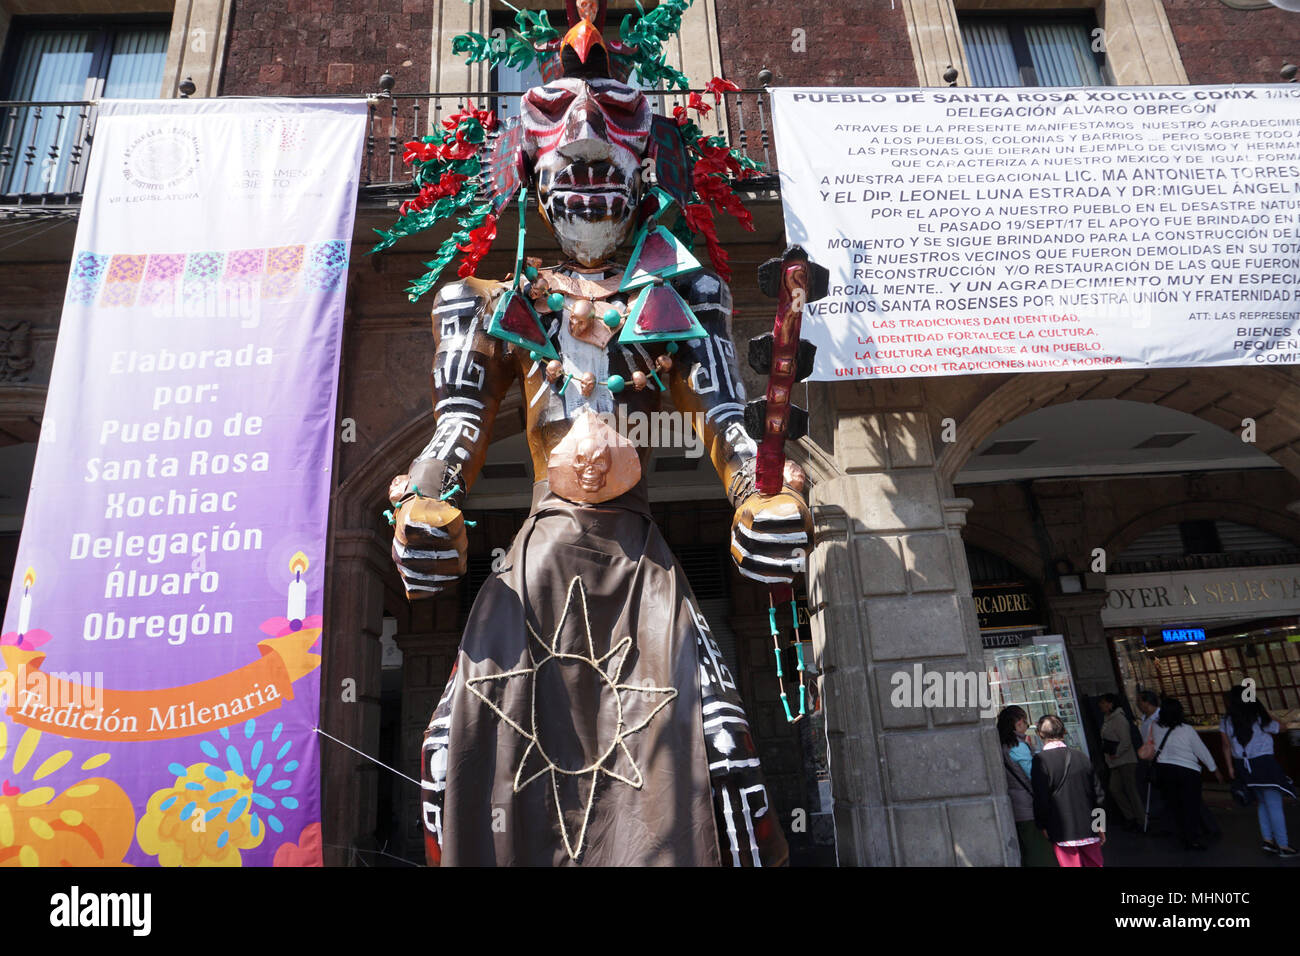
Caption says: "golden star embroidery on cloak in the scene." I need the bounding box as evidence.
[464,575,677,861]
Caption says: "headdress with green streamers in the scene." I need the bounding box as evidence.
[371,0,763,298]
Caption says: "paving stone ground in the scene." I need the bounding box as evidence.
[1099,785,1300,868]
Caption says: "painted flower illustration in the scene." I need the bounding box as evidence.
[259,615,322,639]
[0,629,51,652]
[136,718,302,867]
[273,820,322,867]
[0,726,134,867]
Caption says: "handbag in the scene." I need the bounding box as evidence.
[1141,728,1173,832]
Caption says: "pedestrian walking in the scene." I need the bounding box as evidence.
[1032,714,1106,867]
[1149,697,1222,851]
[1220,686,1297,859]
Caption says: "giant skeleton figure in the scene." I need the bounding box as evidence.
[385,2,812,866]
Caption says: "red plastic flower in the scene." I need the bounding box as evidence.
[402,139,441,165]
[456,213,499,278]
[684,202,731,281]
[704,77,740,103]
[398,172,470,217]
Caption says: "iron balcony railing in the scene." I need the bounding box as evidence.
[0,89,777,208]
[360,89,777,194]
[0,100,96,203]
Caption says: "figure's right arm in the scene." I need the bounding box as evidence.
[390,279,516,600]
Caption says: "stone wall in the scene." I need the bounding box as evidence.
[220,0,432,95]
[1160,0,1300,84]
[713,0,918,88]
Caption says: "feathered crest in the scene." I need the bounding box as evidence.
[371,0,763,299]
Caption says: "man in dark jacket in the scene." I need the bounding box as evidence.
[1031,714,1107,867]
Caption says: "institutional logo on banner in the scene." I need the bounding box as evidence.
[0,99,367,866]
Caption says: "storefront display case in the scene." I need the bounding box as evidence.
[985,633,1089,756]
[1110,617,1300,781]
[1111,617,1300,729]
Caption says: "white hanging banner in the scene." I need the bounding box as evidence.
[770,85,1300,380]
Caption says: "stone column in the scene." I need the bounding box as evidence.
[806,381,1018,866]
[160,0,234,97]
[431,0,491,95]
[320,529,388,866]
[1046,592,1113,698]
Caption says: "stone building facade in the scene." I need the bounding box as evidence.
[3,0,1300,866]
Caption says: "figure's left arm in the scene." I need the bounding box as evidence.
[666,270,812,586]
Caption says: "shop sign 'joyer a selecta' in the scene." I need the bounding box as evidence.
[770,85,1300,380]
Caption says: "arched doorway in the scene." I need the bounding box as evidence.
[322,399,838,864]
[946,378,1300,862]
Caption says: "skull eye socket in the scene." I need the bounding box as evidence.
[524,86,575,122]
[594,89,646,121]
[589,81,648,122]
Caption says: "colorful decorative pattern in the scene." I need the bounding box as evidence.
[66,252,109,305]
[224,248,266,280]
[64,246,329,309]
[138,253,186,308]
[183,251,225,286]
[0,727,135,867]
[99,254,148,308]
[136,718,303,867]
[305,240,348,292]
[265,244,305,299]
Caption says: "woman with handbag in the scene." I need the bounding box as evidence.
[1150,697,1223,851]
[998,706,1056,866]
[1220,686,1297,859]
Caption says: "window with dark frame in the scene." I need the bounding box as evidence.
[958,12,1110,87]
[1,17,169,195]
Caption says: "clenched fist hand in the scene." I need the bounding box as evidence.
[729,487,812,585]
[389,474,468,600]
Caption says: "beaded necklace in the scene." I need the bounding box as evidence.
[514,261,678,398]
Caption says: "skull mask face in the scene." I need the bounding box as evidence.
[573,435,611,492]
[521,77,652,266]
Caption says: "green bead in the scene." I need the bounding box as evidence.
[602,307,621,327]
[666,341,679,354]
[529,350,541,362]
[607,374,625,393]
[547,292,565,311]
[524,265,539,280]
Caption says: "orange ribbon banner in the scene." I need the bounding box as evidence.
[0,630,321,743]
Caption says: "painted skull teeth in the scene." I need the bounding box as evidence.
[553,193,624,223]
[550,168,630,223]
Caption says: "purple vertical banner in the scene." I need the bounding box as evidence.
[0,99,366,866]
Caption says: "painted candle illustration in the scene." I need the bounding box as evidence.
[3,568,51,653]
